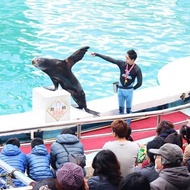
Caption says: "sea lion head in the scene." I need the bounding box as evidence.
[32,57,60,72]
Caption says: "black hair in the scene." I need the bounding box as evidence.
[164,132,183,148]
[61,128,75,135]
[32,178,61,190]
[92,149,122,186]
[156,120,174,136]
[127,49,137,61]
[6,138,20,148]
[31,137,44,149]
[179,125,190,144]
[146,136,165,163]
[118,172,150,190]
[125,125,134,141]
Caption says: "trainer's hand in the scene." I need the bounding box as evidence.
[90,52,96,56]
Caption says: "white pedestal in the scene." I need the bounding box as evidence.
[32,87,71,123]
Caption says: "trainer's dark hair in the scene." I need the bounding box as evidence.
[92,149,122,186]
[31,137,44,149]
[61,128,75,135]
[127,49,137,61]
[118,172,150,190]
[146,136,165,163]
[111,119,128,138]
[6,138,20,148]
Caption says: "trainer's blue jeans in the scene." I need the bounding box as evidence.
[117,88,133,125]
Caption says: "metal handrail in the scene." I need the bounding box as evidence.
[0,159,34,188]
[0,103,190,136]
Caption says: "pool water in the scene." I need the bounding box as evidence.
[0,0,190,115]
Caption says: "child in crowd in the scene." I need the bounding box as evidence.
[0,138,27,188]
[26,137,53,181]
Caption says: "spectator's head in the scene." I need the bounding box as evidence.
[92,149,122,186]
[118,172,150,190]
[6,138,20,148]
[149,143,183,169]
[32,178,61,190]
[156,120,175,139]
[164,132,183,148]
[61,128,75,135]
[146,136,165,163]
[111,119,128,138]
[179,125,190,144]
[56,163,84,190]
[31,137,44,149]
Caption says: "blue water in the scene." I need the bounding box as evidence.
[0,0,190,115]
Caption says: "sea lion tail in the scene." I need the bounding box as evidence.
[85,108,100,117]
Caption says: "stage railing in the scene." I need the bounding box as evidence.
[0,103,189,137]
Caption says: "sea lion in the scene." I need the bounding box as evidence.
[32,46,99,116]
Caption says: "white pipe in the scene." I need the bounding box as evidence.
[0,159,34,187]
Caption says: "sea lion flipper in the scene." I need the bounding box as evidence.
[43,78,59,91]
[66,46,90,68]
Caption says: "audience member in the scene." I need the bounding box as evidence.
[88,149,122,190]
[179,121,190,151]
[118,172,150,190]
[149,143,190,190]
[32,178,62,190]
[156,120,176,140]
[164,131,182,148]
[103,119,139,176]
[50,128,85,174]
[0,138,27,187]
[56,162,88,190]
[135,136,165,182]
[26,137,53,181]
[182,144,190,172]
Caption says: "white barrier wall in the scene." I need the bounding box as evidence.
[32,87,71,123]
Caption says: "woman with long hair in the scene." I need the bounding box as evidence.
[88,149,122,190]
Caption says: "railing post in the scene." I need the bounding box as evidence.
[157,114,161,126]
[76,124,82,139]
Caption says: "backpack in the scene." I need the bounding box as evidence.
[61,144,86,168]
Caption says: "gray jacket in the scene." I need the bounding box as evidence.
[150,166,190,190]
[50,134,85,170]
